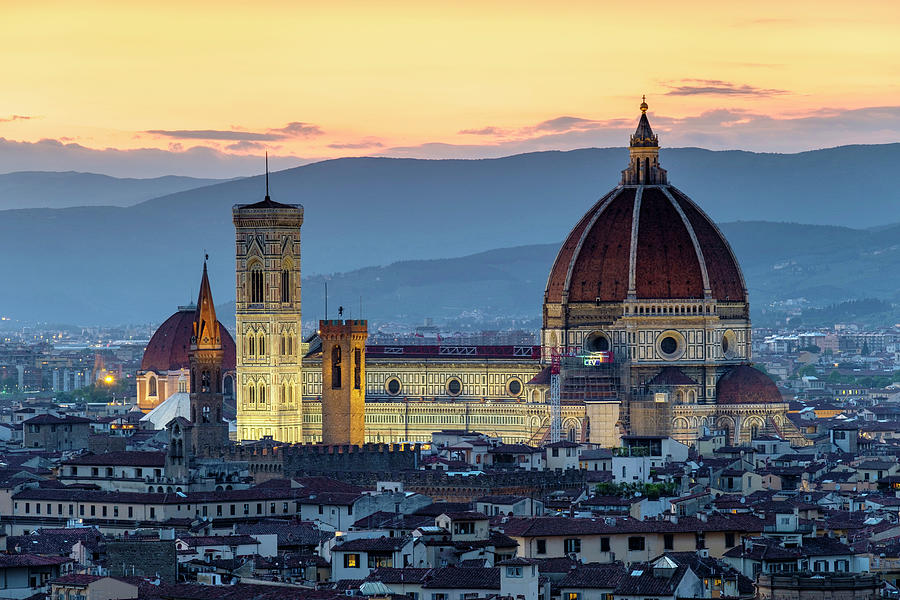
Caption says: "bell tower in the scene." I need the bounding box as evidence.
[188,259,228,455]
[232,169,304,443]
[320,319,368,445]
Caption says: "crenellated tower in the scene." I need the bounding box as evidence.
[320,319,368,445]
[232,171,304,443]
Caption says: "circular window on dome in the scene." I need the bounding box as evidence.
[722,329,738,359]
[507,378,523,397]
[385,377,402,396]
[656,330,685,361]
[446,377,462,396]
[584,331,611,354]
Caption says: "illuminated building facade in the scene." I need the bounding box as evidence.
[232,192,304,443]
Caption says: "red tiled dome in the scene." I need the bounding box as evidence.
[141,307,236,372]
[545,186,746,304]
[716,364,782,405]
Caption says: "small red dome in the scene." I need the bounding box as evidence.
[545,186,746,304]
[716,364,782,405]
[141,307,236,372]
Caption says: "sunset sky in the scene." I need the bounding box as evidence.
[2,0,899,177]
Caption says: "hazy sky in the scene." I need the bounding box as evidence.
[2,0,899,177]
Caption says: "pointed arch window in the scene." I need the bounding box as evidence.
[258,333,266,357]
[201,370,211,392]
[258,384,266,405]
[248,386,256,405]
[281,269,291,303]
[250,266,264,303]
[248,335,256,357]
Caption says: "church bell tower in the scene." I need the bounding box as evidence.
[188,259,229,455]
[232,169,304,443]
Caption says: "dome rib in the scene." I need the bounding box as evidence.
[661,186,711,297]
[566,189,635,302]
[544,188,621,304]
[544,184,747,305]
[669,188,747,302]
[562,187,625,298]
[634,187,704,299]
[626,186,643,297]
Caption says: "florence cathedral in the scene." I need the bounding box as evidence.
[136,101,804,448]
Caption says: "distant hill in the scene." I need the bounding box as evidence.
[289,220,900,327]
[0,171,224,209]
[0,144,899,324]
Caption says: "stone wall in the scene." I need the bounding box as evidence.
[106,539,177,582]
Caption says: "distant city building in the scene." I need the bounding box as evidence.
[136,100,798,448]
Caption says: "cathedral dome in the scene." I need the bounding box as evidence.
[716,364,782,405]
[141,306,236,373]
[544,102,746,306]
[545,186,746,304]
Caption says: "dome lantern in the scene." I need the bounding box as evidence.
[622,97,668,185]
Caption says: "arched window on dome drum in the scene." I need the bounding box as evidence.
[250,267,264,303]
[148,376,157,397]
[281,269,290,303]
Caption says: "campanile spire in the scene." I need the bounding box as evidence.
[193,257,220,351]
[621,97,668,185]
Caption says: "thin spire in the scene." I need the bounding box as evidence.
[265,151,270,200]
[192,257,220,350]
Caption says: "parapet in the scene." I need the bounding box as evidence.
[319,319,368,335]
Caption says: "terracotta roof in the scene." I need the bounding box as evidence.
[716,364,782,405]
[141,307,235,372]
[647,367,698,387]
[613,563,690,596]
[560,564,627,589]
[179,535,259,547]
[23,414,91,425]
[0,554,71,567]
[332,536,410,552]
[422,566,500,590]
[62,451,165,468]
[545,185,746,305]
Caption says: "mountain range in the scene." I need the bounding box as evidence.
[0,144,898,325]
[0,171,223,210]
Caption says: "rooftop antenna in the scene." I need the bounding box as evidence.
[265,151,270,199]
